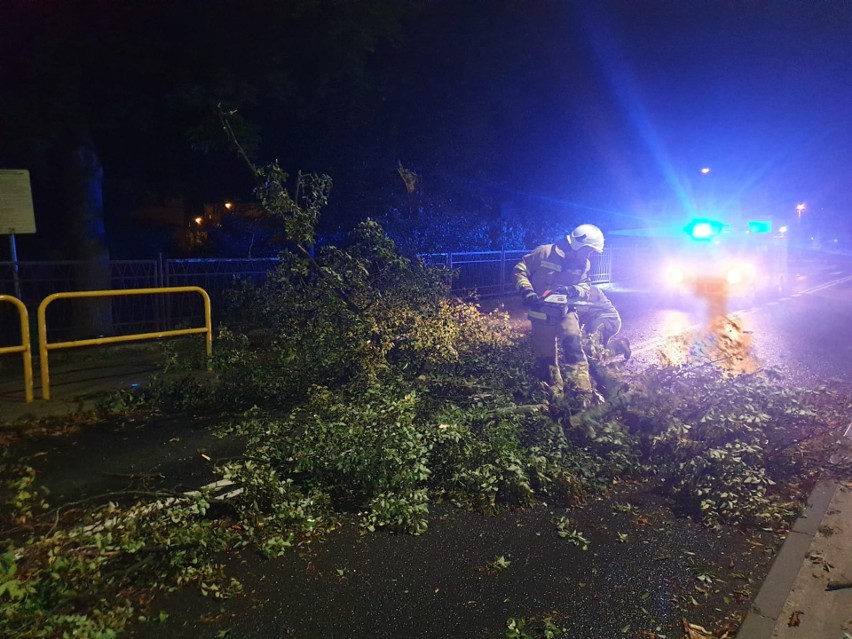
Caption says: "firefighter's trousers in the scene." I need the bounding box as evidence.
[529,312,592,393]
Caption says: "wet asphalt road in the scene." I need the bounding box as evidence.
[609,255,852,389]
[128,488,778,639]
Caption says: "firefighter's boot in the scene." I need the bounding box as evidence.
[608,337,632,361]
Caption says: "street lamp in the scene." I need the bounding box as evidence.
[796,203,806,220]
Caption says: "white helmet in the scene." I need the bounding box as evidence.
[567,224,605,254]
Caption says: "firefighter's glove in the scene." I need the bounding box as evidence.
[522,290,542,309]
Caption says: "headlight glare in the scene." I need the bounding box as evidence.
[726,262,755,285]
[666,265,685,285]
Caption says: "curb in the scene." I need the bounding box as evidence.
[736,422,852,638]
[735,480,840,638]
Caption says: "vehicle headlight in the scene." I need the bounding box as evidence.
[726,262,755,285]
[666,265,685,285]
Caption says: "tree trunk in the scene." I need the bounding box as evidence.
[66,140,114,338]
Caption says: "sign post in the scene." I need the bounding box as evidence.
[0,169,37,299]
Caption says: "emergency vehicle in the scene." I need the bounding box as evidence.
[662,217,788,305]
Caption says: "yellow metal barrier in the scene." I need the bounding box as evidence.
[0,295,34,403]
[37,286,213,401]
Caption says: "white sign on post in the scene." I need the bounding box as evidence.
[0,169,37,234]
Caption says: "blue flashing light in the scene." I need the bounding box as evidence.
[685,218,724,241]
[691,222,714,239]
[747,220,772,234]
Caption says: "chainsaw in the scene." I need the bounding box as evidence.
[540,287,605,320]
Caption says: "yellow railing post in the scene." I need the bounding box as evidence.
[37,286,212,401]
[0,294,34,403]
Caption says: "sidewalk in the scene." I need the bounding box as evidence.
[0,343,166,424]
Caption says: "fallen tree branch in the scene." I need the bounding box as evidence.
[491,404,546,416]
[43,489,189,535]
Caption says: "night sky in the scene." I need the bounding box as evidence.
[1,0,851,257]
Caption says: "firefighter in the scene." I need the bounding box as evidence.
[513,224,605,394]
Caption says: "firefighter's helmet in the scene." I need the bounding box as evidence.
[567,224,605,254]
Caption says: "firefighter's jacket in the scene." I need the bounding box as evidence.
[513,243,592,322]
